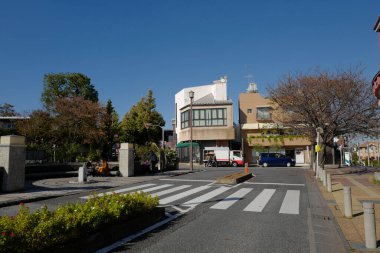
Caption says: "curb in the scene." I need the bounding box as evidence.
[0,170,201,208]
[306,170,352,253]
[0,188,113,208]
[216,172,253,184]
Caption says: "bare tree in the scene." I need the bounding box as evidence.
[268,68,380,168]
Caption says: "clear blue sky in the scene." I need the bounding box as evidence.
[1,0,379,128]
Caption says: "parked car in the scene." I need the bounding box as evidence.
[258,153,295,167]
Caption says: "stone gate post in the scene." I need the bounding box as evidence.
[119,143,134,177]
[0,135,26,192]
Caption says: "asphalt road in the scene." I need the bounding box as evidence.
[0,166,350,253]
[105,166,349,253]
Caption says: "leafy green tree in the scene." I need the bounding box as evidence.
[41,73,98,111]
[0,103,19,117]
[120,90,165,146]
[100,99,119,159]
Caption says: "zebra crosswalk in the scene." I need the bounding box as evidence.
[210,188,253,210]
[80,183,302,215]
[243,189,276,212]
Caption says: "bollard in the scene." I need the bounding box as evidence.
[78,166,87,183]
[320,168,324,182]
[343,186,353,218]
[315,163,319,179]
[327,173,332,192]
[244,163,249,173]
[322,170,327,187]
[363,202,377,249]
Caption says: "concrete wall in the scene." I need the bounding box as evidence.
[239,92,271,124]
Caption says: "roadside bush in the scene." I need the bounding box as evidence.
[0,192,159,252]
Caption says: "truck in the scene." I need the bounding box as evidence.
[203,147,244,167]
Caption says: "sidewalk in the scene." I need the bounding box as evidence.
[0,166,204,208]
[315,166,380,252]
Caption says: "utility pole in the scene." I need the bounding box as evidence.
[189,90,194,171]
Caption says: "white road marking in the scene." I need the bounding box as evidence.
[243,189,276,212]
[159,179,214,183]
[244,182,305,187]
[182,186,230,207]
[210,188,253,210]
[95,212,182,253]
[80,184,156,199]
[139,184,173,193]
[279,190,300,215]
[152,185,192,197]
[159,185,211,205]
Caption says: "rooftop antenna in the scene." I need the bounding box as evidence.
[244,66,258,93]
[244,64,254,83]
[244,74,254,84]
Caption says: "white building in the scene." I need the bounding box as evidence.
[174,76,235,163]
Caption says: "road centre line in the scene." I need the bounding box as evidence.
[244,182,305,187]
[159,179,214,183]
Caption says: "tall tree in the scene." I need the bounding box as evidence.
[268,68,380,167]
[120,90,165,145]
[100,99,119,159]
[0,103,19,117]
[17,110,53,150]
[41,73,98,111]
[53,96,103,161]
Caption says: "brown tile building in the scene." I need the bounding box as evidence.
[239,84,312,164]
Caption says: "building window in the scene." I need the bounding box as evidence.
[175,103,177,127]
[247,109,252,114]
[181,111,189,129]
[256,107,271,120]
[181,108,227,129]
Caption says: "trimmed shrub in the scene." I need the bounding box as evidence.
[0,192,159,252]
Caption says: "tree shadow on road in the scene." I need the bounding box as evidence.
[353,212,364,217]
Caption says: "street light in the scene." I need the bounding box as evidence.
[189,90,194,171]
[144,123,165,170]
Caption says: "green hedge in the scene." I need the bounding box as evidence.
[0,192,159,252]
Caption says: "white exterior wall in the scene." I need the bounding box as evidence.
[174,77,228,141]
